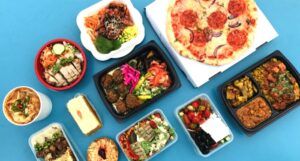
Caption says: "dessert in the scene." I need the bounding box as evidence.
[87,138,118,161]
[67,94,102,135]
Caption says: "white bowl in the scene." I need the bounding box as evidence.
[76,0,145,61]
[2,86,52,126]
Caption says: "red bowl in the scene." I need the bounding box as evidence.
[34,38,87,91]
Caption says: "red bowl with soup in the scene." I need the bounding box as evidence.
[35,38,87,91]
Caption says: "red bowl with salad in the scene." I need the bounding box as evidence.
[35,38,87,91]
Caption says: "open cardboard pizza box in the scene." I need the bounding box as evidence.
[145,0,278,88]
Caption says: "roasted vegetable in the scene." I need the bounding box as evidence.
[226,76,257,107]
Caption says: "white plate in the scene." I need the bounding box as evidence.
[77,0,145,61]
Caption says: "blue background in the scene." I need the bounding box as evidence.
[0,0,299,161]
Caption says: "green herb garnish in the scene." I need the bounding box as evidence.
[34,131,63,152]
[60,57,74,66]
[141,141,151,154]
[11,96,30,116]
[52,64,61,74]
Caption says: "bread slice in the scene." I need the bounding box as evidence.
[67,94,102,135]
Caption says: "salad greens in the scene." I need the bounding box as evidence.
[94,35,122,54]
[119,112,176,161]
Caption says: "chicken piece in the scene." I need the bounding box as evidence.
[72,58,82,73]
[53,73,68,86]
[135,123,155,141]
[59,67,74,83]
[130,142,147,160]
[74,52,83,62]
[48,70,68,86]
[66,64,79,78]
[44,72,59,86]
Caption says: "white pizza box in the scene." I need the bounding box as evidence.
[145,0,278,87]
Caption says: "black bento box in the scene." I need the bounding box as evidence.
[220,50,300,134]
[93,41,181,120]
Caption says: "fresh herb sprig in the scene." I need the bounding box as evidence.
[11,96,30,116]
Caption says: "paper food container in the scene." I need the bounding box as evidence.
[145,0,278,87]
[77,0,145,61]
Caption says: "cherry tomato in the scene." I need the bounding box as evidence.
[204,109,211,118]
[149,120,157,128]
[187,111,195,120]
[191,101,200,108]
[192,117,200,124]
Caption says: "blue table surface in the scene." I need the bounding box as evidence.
[1,0,300,161]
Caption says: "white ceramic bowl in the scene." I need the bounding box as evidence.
[2,86,52,126]
[76,0,145,61]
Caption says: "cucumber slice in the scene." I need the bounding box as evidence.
[52,43,65,55]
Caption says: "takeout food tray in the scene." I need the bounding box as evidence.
[220,50,300,134]
[93,41,181,120]
[175,94,233,157]
[28,122,82,161]
[116,109,178,161]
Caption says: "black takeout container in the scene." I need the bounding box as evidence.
[220,50,300,134]
[93,41,181,120]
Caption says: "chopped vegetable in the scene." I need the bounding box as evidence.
[226,76,257,107]
[118,112,175,161]
[252,58,300,110]
[121,64,141,93]
[60,57,74,66]
[118,26,138,43]
[52,43,65,55]
[147,61,171,88]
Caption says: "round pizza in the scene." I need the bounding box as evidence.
[166,0,258,66]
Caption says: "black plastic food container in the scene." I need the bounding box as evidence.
[93,41,181,120]
[220,50,300,134]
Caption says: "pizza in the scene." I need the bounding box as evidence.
[166,0,258,66]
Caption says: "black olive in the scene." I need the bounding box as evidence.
[98,148,106,159]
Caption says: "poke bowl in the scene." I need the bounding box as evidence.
[175,94,233,157]
[220,50,300,134]
[34,38,87,91]
[116,109,177,161]
[77,0,145,61]
[93,41,181,120]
